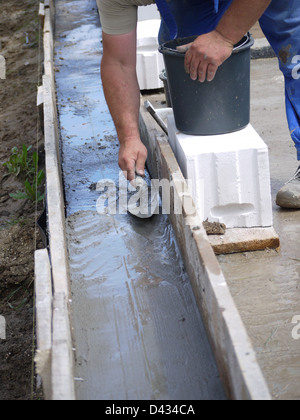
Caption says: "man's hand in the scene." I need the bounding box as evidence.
[177,30,234,83]
[118,139,148,182]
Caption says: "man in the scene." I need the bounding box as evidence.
[97,0,300,209]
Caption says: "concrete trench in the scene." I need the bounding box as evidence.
[54,0,226,400]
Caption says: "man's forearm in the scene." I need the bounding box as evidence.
[101,30,147,181]
[216,0,272,45]
[101,59,140,145]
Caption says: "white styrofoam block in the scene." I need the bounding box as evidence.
[136,20,164,90]
[168,115,273,228]
[136,51,164,90]
[137,19,161,48]
[138,4,160,22]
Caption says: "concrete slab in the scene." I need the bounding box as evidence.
[55,0,226,400]
[218,58,300,400]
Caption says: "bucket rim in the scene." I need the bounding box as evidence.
[159,33,254,57]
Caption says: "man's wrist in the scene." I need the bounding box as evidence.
[119,136,142,146]
[215,0,272,46]
[215,26,244,47]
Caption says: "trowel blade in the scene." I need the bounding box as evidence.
[127,172,159,219]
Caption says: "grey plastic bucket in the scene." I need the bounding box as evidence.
[159,34,254,135]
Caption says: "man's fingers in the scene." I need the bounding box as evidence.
[198,60,209,83]
[206,62,218,82]
[184,49,193,75]
[127,168,136,182]
[119,156,135,181]
[180,31,234,83]
[123,166,136,182]
[118,141,147,182]
[179,44,194,75]
[135,162,145,177]
[187,52,202,81]
[135,149,147,177]
[177,42,219,83]
[185,48,210,82]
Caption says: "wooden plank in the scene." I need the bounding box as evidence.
[43,75,69,296]
[43,9,59,142]
[52,292,75,400]
[42,1,75,399]
[37,85,44,107]
[39,2,45,27]
[34,249,52,400]
[43,74,75,399]
[37,85,44,133]
[44,0,55,27]
[209,227,280,255]
[43,10,55,87]
[139,102,271,400]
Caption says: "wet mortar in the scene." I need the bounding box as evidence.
[55,0,226,400]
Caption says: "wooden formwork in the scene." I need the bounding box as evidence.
[34,1,75,401]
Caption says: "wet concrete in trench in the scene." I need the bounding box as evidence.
[54,0,226,400]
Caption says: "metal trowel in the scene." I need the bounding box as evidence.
[127,170,160,219]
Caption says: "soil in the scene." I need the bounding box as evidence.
[0,0,44,400]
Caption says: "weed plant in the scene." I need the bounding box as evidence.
[2,145,45,203]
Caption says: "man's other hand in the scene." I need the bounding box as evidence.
[118,139,148,182]
[177,30,234,83]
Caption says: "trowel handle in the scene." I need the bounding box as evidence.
[144,101,168,135]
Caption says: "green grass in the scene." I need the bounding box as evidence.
[2,144,45,203]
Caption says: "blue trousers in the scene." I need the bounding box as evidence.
[157,0,300,159]
[260,0,300,160]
